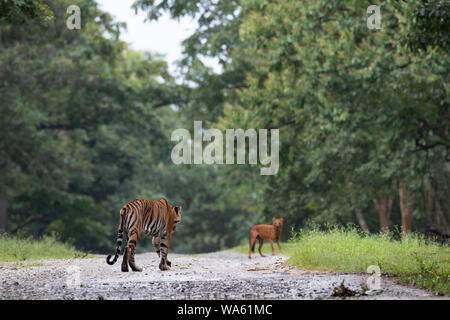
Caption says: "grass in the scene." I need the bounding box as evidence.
[229,241,296,257]
[0,234,93,262]
[230,227,450,295]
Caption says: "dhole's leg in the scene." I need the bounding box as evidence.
[258,237,265,257]
[276,239,282,253]
[270,239,275,255]
[248,231,257,259]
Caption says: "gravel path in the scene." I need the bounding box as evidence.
[0,251,444,300]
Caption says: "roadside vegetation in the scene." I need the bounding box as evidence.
[232,227,449,295]
[0,235,92,262]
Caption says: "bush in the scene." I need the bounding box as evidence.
[287,226,450,295]
[0,234,91,261]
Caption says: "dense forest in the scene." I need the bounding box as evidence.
[0,0,449,254]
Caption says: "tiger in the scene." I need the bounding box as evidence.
[106,198,181,272]
[248,216,283,259]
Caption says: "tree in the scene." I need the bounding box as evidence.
[134,0,449,238]
[133,0,247,121]
[404,0,450,53]
[230,0,449,234]
[0,0,182,250]
[0,0,54,23]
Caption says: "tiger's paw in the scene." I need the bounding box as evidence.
[130,265,143,272]
[121,265,129,272]
[159,262,171,271]
[167,260,172,267]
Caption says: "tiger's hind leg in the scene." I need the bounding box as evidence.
[122,231,142,272]
[129,250,143,272]
[121,246,130,272]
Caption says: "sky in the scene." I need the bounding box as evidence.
[95,0,220,75]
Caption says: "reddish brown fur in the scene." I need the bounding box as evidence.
[248,217,284,259]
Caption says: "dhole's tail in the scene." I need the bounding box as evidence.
[106,208,125,265]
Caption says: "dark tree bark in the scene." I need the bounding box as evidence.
[374,194,393,232]
[0,195,8,234]
[399,181,413,234]
[426,181,450,242]
[348,179,369,232]
[355,206,369,233]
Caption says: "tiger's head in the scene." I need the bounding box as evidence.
[159,198,182,232]
[172,205,182,231]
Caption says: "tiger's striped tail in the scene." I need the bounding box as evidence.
[106,208,126,265]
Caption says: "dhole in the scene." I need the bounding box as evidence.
[248,217,284,259]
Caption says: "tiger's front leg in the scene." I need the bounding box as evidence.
[158,234,171,271]
[152,236,171,267]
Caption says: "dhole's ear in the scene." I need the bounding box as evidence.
[272,216,275,220]
[280,217,284,222]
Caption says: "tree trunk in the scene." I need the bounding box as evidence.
[354,206,369,233]
[350,196,369,232]
[0,195,8,234]
[374,194,393,232]
[399,181,413,234]
[426,181,450,242]
[427,181,437,227]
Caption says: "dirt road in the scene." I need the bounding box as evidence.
[0,251,443,300]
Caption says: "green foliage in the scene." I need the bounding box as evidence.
[170,167,260,253]
[404,0,450,52]
[230,0,449,232]
[132,0,450,246]
[0,234,90,261]
[2,0,449,257]
[133,0,247,121]
[0,0,55,23]
[286,227,450,294]
[0,0,184,252]
[1,0,258,255]
[229,241,298,257]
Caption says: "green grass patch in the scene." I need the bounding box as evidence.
[229,227,450,295]
[228,241,297,257]
[0,234,93,262]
